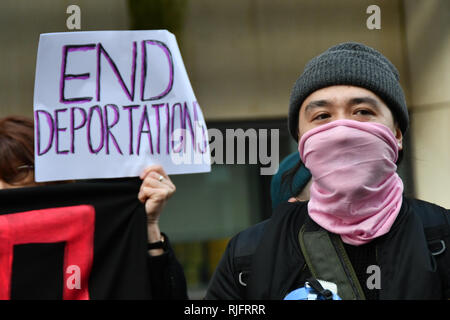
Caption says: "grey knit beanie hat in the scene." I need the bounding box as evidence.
[288,42,409,141]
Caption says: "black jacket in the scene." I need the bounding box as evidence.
[148,233,188,300]
[205,197,450,300]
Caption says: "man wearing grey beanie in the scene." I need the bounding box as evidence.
[206,42,450,300]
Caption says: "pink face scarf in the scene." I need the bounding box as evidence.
[298,119,404,246]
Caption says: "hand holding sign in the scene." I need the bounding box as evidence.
[138,164,176,256]
[138,164,175,224]
[33,30,211,182]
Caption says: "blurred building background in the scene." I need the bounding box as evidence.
[0,0,448,298]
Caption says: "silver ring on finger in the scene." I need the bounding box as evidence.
[158,175,164,182]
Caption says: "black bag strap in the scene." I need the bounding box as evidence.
[408,198,450,256]
[233,220,268,291]
[234,220,268,258]
[298,221,366,300]
[408,198,450,297]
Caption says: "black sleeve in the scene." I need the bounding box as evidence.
[204,237,243,300]
[147,233,188,299]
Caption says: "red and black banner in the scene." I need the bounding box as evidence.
[0,179,152,299]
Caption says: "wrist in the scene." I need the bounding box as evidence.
[147,223,162,242]
[147,224,166,256]
[146,216,160,226]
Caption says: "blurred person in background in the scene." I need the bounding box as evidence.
[0,115,187,299]
[0,116,36,189]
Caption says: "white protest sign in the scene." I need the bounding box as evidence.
[33,30,211,182]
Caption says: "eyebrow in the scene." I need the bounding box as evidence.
[304,96,381,114]
[348,96,381,110]
[304,99,332,114]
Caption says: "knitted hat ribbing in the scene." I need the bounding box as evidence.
[288,42,409,141]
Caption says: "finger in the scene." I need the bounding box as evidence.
[141,177,166,192]
[138,186,161,203]
[139,164,163,179]
[140,166,175,193]
[138,186,171,203]
[141,172,170,189]
[139,176,175,199]
[140,171,174,191]
[139,164,168,180]
[148,171,175,190]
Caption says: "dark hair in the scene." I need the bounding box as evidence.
[0,116,35,186]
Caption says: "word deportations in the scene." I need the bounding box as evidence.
[35,101,208,156]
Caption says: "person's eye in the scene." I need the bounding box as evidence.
[355,109,375,116]
[312,113,330,121]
